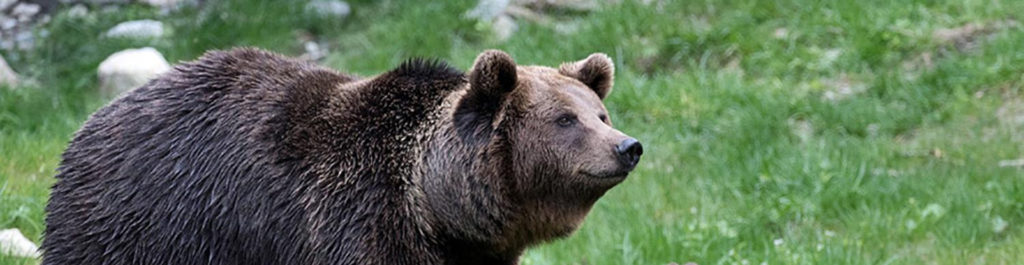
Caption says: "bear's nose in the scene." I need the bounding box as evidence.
[616,138,643,168]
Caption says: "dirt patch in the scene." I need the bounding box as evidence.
[932,19,1020,53]
[903,19,1020,78]
[996,99,1024,126]
[992,82,1024,127]
[821,74,869,102]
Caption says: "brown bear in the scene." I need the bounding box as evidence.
[42,48,642,265]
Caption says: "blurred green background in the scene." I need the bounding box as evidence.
[2,0,1023,264]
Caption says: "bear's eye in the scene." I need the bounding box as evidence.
[556,115,577,127]
[598,114,608,123]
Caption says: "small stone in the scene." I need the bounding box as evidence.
[305,0,351,19]
[300,41,328,61]
[68,4,89,18]
[921,203,946,219]
[992,216,1009,233]
[105,19,165,39]
[98,47,172,96]
[773,27,789,39]
[0,55,18,88]
[0,228,38,258]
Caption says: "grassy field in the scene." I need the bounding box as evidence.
[2,0,1023,264]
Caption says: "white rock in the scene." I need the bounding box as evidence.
[492,14,517,41]
[0,15,15,30]
[68,4,89,18]
[82,0,131,4]
[773,27,789,39]
[0,54,17,87]
[11,3,41,22]
[465,0,509,21]
[0,228,38,258]
[14,30,33,50]
[143,0,181,8]
[998,159,1024,168]
[992,216,1009,233]
[301,41,328,61]
[98,47,171,96]
[0,0,16,10]
[105,19,165,39]
[306,0,350,18]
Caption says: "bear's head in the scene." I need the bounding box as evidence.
[453,50,643,247]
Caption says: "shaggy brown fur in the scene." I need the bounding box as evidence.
[42,48,641,265]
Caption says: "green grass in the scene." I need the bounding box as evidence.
[2,0,1023,264]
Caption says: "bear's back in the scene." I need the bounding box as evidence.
[42,48,353,265]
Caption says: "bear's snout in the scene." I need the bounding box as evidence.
[615,138,643,169]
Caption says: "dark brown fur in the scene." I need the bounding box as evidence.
[42,48,638,265]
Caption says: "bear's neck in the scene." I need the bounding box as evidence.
[420,118,527,264]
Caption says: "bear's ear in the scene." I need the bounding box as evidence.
[559,53,614,99]
[468,49,518,99]
[455,50,519,141]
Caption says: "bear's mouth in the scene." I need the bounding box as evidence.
[580,171,630,181]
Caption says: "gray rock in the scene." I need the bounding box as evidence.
[98,47,171,96]
[305,0,350,18]
[0,54,18,88]
[105,19,164,39]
